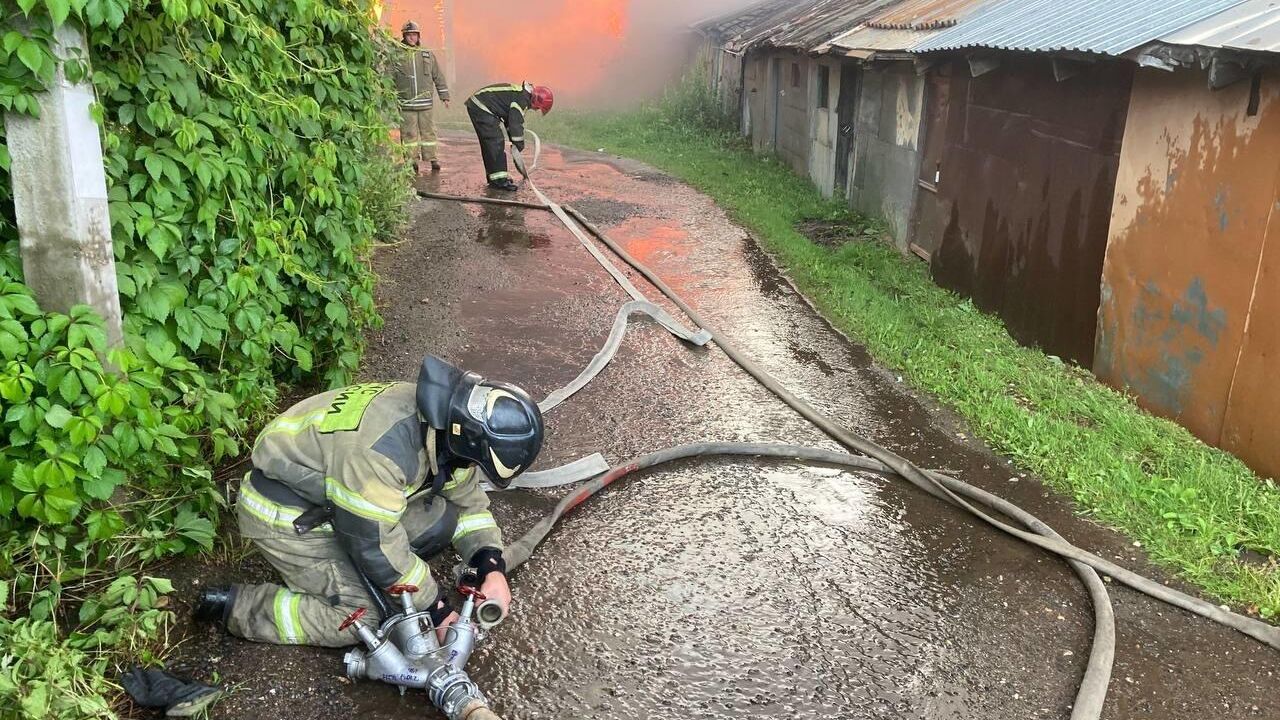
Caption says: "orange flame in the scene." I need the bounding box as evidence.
[453,0,630,96]
[383,0,721,105]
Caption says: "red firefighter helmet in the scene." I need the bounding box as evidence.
[530,85,554,115]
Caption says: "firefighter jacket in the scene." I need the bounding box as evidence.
[393,45,450,110]
[467,83,532,150]
[249,383,501,595]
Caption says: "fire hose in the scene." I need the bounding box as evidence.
[403,135,1280,719]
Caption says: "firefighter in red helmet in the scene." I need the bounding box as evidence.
[465,82,554,191]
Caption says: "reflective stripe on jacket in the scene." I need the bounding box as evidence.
[250,383,501,593]
[393,46,450,110]
[467,83,531,146]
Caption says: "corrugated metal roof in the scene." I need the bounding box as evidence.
[755,0,900,51]
[693,0,787,40]
[698,0,901,53]
[866,0,987,30]
[1159,0,1280,53]
[914,0,1249,56]
[832,0,989,53]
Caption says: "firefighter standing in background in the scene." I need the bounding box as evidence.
[466,82,554,191]
[393,21,450,174]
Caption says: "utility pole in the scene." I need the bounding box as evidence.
[4,24,122,347]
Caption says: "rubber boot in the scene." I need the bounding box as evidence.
[488,178,518,192]
[431,160,442,173]
[192,585,236,628]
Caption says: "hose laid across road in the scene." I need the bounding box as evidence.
[501,441,1115,716]
[418,136,1280,720]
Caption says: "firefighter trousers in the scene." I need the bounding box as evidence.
[467,103,510,183]
[400,106,438,162]
[227,470,458,647]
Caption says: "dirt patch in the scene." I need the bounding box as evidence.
[796,217,882,249]
[563,198,647,225]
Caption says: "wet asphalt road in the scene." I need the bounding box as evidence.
[163,134,1279,720]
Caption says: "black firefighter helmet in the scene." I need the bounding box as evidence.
[416,355,543,488]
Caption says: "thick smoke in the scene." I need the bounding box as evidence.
[383,0,761,107]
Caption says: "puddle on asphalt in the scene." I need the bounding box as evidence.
[471,203,553,251]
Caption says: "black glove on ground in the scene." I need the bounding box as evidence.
[120,667,222,718]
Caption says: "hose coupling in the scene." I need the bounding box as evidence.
[427,664,491,720]
[475,599,505,630]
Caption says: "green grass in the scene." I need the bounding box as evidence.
[533,86,1280,619]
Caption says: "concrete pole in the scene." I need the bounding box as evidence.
[4,23,123,348]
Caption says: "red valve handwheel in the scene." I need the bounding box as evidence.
[339,607,368,631]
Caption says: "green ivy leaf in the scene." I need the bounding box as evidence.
[146,226,172,260]
[16,40,43,75]
[104,0,126,29]
[160,0,189,23]
[174,307,203,351]
[174,507,214,551]
[6,292,40,317]
[19,683,47,717]
[86,508,126,540]
[146,576,175,594]
[58,371,82,404]
[44,404,73,428]
[324,301,349,325]
[83,445,107,477]
[67,416,99,445]
[69,319,107,350]
[81,470,119,501]
[11,463,38,493]
[46,0,71,25]
[136,285,172,322]
[193,304,229,331]
[146,339,177,366]
[41,485,81,524]
[0,331,22,359]
[292,345,313,372]
[34,457,71,488]
[144,153,164,182]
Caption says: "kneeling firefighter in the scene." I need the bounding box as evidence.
[194,356,543,648]
[466,81,554,191]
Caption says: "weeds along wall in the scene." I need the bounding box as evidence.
[0,0,407,716]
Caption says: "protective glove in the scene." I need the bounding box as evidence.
[120,667,223,718]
